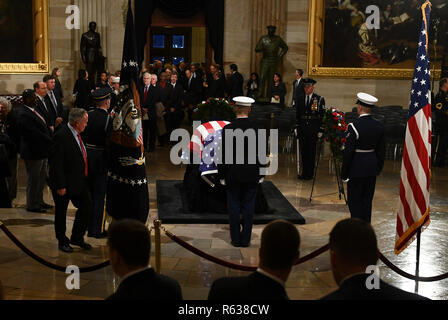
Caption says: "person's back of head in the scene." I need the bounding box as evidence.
[259,220,300,274]
[329,218,378,286]
[107,220,151,278]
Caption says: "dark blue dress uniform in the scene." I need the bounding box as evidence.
[82,88,112,238]
[342,113,386,223]
[296,79,326,180]
[433,89,448,167]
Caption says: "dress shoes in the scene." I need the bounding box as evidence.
[240,243,251,248]
[58,243,74,253]
[40,202,54,209]
[231,241,241,248]
[70,240,92,250]
[27,207,47,213]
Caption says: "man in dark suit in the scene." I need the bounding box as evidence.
[218,97,266,248]
[43,75,66,130]
[321,219,429,300]
[166,73,184,139]
[296,78,326,180]
[140,73,162,152]
[342,93,386,223]
[106,219,182,300]
[208,220,300,300]
[184,69,202,123]
[292,69,305,107]
[49,108,93,253]
[18,90,53,213]
[226,64,244,102]
[82,88,112,239]
[34,81,54,133]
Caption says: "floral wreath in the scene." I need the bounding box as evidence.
[192,98,236,123]
[323,107,347,162]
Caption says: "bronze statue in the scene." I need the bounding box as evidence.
[81,21,105,86]
[255,25,289,100]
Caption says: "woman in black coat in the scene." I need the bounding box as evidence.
[73,69,94,111]
[269,73,287,107]
[52,67,64,101]
[246,72,259,100]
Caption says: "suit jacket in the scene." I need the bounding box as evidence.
[140,85,162,117]
[218,118,265,185]
[45,90,67,125]
[341,115,386,180]
[207,77,226,99]
[270,82,287,106]
[208,272,288,300]
[184,76,202,106]
[49,124,88,195]
[106,268,182,301]
[18,105,53,160]
[226,71,244,100]
[169,82,184,110]
[36,96,54,128]
[321,274,429,300]
[292,78,305,107]
[73,78,94,110]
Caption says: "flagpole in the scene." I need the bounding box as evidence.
[414,226,422,293]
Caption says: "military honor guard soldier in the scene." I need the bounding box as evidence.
[342,93,386,223]
[296,78,326,180]
[433,78,448,167]
[82,88,113,239]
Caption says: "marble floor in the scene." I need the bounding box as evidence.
[1,148,448,300]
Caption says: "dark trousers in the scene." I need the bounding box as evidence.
[299,129,318,179]
[88,172,107,236]
[434,133,448,167]
[142,116,157,151]
[0,177,11,208]
[24,159,48,210]
[52,187,93,245]
[226,183,258,246]
[6,156,18,201]
[347,177,377,223]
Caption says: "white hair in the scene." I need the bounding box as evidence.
[0,97,12,112]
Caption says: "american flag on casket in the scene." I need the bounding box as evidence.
[189,121,230,180]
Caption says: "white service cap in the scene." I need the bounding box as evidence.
[357,92,378,106]
[233,96,255,107]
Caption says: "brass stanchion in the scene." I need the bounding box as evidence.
[153,220,162,274]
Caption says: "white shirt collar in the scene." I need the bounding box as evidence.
[359,113,371,118]
[256,268,285,287]
[119,265,152,284]
[67,123,79,137]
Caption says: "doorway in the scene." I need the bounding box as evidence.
[150,27,191,66]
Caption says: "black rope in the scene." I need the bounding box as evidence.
[0,222,109,273]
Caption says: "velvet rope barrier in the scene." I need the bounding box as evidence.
[0,221,109,273]
[163,228,330,272]
[378,252,448,282]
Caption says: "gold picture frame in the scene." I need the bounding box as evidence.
[307,0,442,79]
[0,0,49,74]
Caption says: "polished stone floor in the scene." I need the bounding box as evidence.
[1,148,448,300]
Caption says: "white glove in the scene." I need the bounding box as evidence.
[220,179,226,186]
[259,178,265,184]
[343,179,349,183]
[318,132,323,139]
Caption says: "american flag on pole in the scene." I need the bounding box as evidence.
[395,1,432,255]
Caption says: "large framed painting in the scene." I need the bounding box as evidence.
[307,0,447,79]
[0,0,49,74]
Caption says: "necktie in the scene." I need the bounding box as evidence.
[50,92,58,113]
[306,96,310,108]
[78,134,88,177]
[40,98,48,112]
[188,77,192,88]
[144,86,149,102]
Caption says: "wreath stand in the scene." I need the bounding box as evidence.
[309,135,347,204]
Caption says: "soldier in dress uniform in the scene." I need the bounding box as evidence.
[342,93,386,223]
[433,78,448,167]
[82,88,112,238]
[296,78,326,180]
